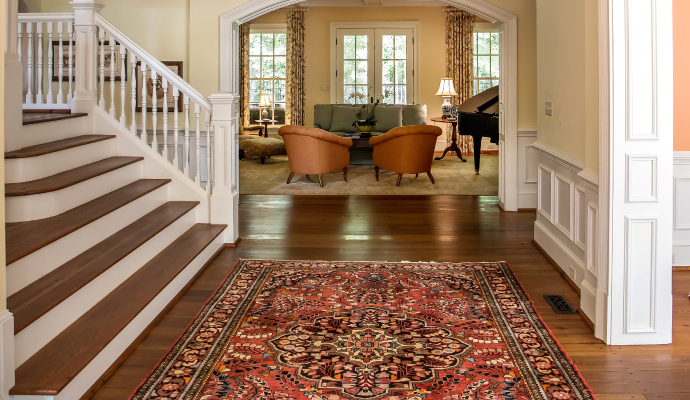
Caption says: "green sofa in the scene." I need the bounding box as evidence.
[313,104,428,136]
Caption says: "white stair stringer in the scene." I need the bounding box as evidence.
[8,114,93,153]
[12,237,224,400]
[6,137,117,183]
[14,206,199,367]
[5,161,143,223]
[93,108,210,221]
[6,183,170,296]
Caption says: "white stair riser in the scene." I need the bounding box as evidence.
[6,162,143,223]
[12,116,93,153]
[55,238,223,400]
[7,185,169,295]
[14,210,199,367]
[6,139,117,183]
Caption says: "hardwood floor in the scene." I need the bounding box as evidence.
[90,195,690,400]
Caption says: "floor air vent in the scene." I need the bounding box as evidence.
[543,295,578,314]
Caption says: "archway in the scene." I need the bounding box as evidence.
[219,0,520,212]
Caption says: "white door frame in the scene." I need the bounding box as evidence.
[219,0,520,212]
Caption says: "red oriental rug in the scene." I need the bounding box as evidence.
[130,260,596,400]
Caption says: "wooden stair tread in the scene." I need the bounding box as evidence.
[10,223,226,397]
[8,201,200,334]
[5,179,170,265]
[5,135,116,159]
[5,156,143,197]
[22,112,89,126]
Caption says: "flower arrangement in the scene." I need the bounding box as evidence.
[349,89,392,131]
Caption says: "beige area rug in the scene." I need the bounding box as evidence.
[239,153,498,195]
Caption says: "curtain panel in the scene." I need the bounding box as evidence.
[239,22,251,132]
[286,8,307,126]
[445,8,475,153]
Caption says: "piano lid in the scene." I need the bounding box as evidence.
[456,85,499,115]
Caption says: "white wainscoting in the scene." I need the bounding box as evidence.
[517,129,538,209]
[533,141,599,323]
[673,151,690,266]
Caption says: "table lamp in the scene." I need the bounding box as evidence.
[259,94,271,120]
[436,78,458,118]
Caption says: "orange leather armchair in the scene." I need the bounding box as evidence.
[278,125,353,187]
[369,125,443,186]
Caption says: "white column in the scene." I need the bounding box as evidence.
[209,93,240,244]
[70,0,105,113]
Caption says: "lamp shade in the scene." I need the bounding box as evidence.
[259,94,272,107]
[435,78,458,97]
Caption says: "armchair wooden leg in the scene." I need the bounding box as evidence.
[343,167,348,182]
[416,173,418,178]
[287,172,294,184]
[396,173,403,187]
[427,172,435,184]
[375,166,380,181]
[318,174,324,188]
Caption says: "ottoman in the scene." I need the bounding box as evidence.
[238,136,287,164]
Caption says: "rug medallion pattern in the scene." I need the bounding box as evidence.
[131,260,595,400]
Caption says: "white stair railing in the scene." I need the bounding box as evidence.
[18,14,75,110]
[93,14,213,192]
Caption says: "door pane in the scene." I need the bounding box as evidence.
[344,85,356,104]
[395,60,406,84]
[356,36,368,59]
[477,33,490,54]
[491,32,500,54]
[491,56,500,78]
[477,56,490,78]
[356,61,368,85]
[383,85,394,104]
[344,61,356,85]
[395,85,406,105]
[261,34,274,55]
[382,35,394,59]
[344,36,356,59]
[356,86,369,103]
[395,35,407,59]
[382,60,394,84]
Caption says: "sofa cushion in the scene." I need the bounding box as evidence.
[374,106,403,133]
[313,104,334,131]
[330,106,359,133]
[402,104,428,126]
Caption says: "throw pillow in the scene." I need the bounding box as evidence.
[313,104,334,130]
[374,106,403,133]
[402,104,428,126]
[330,106,359,133]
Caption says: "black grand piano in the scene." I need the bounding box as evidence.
[435,85,499,175]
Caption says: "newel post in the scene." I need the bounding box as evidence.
[70,0,104,113]
[209,93,240,245]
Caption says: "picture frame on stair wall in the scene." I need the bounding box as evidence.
[51,41,127,81]
[135,61,184,112]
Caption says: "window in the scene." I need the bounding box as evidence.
[473,30,499,95]
[249,30,287,124]
[334,24,417,105]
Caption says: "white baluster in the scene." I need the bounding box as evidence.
[120,44,126,125]
[17,22,22,67]
[36,22,43,105]
[141,62,148,144]
[130,53,137,134]
[57,22,64,105]
[109,37,116,117]
[68,22,74,103]
[47,23,54,106]
[98,29,105,109]
[173,87,180,169]
[151,70,158,152]
[26,23,33,104]
[195,103,201,185]
[162,79,169,160]
[184,96,190,177]
[206,112,212,194]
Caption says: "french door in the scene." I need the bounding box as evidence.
[335,28,414,105]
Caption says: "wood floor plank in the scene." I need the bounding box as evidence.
[5,135,115,159]
[87,196,690,399]
[22,112,89,126]
[10,223,226,396]
[8,201,200,334]
[5,179,170,264]
[5,156,143,196]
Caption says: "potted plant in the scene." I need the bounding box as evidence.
[352,104,377,136]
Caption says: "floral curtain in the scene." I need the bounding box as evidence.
[286,8,307,126]
[445,8,475,153]
[239,22,251,132]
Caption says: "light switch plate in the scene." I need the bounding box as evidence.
[545,101,553,116]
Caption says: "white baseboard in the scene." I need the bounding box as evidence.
[0,311,15,399]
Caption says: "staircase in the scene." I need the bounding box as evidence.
[3,2,240,399]
[5,113,226,399]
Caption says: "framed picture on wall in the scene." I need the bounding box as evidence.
[51,41,127,81]
[135,61,184,112]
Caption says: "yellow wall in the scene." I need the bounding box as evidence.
[253,7,448,127]
[39,0,537,130]
[536,0,599,172]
